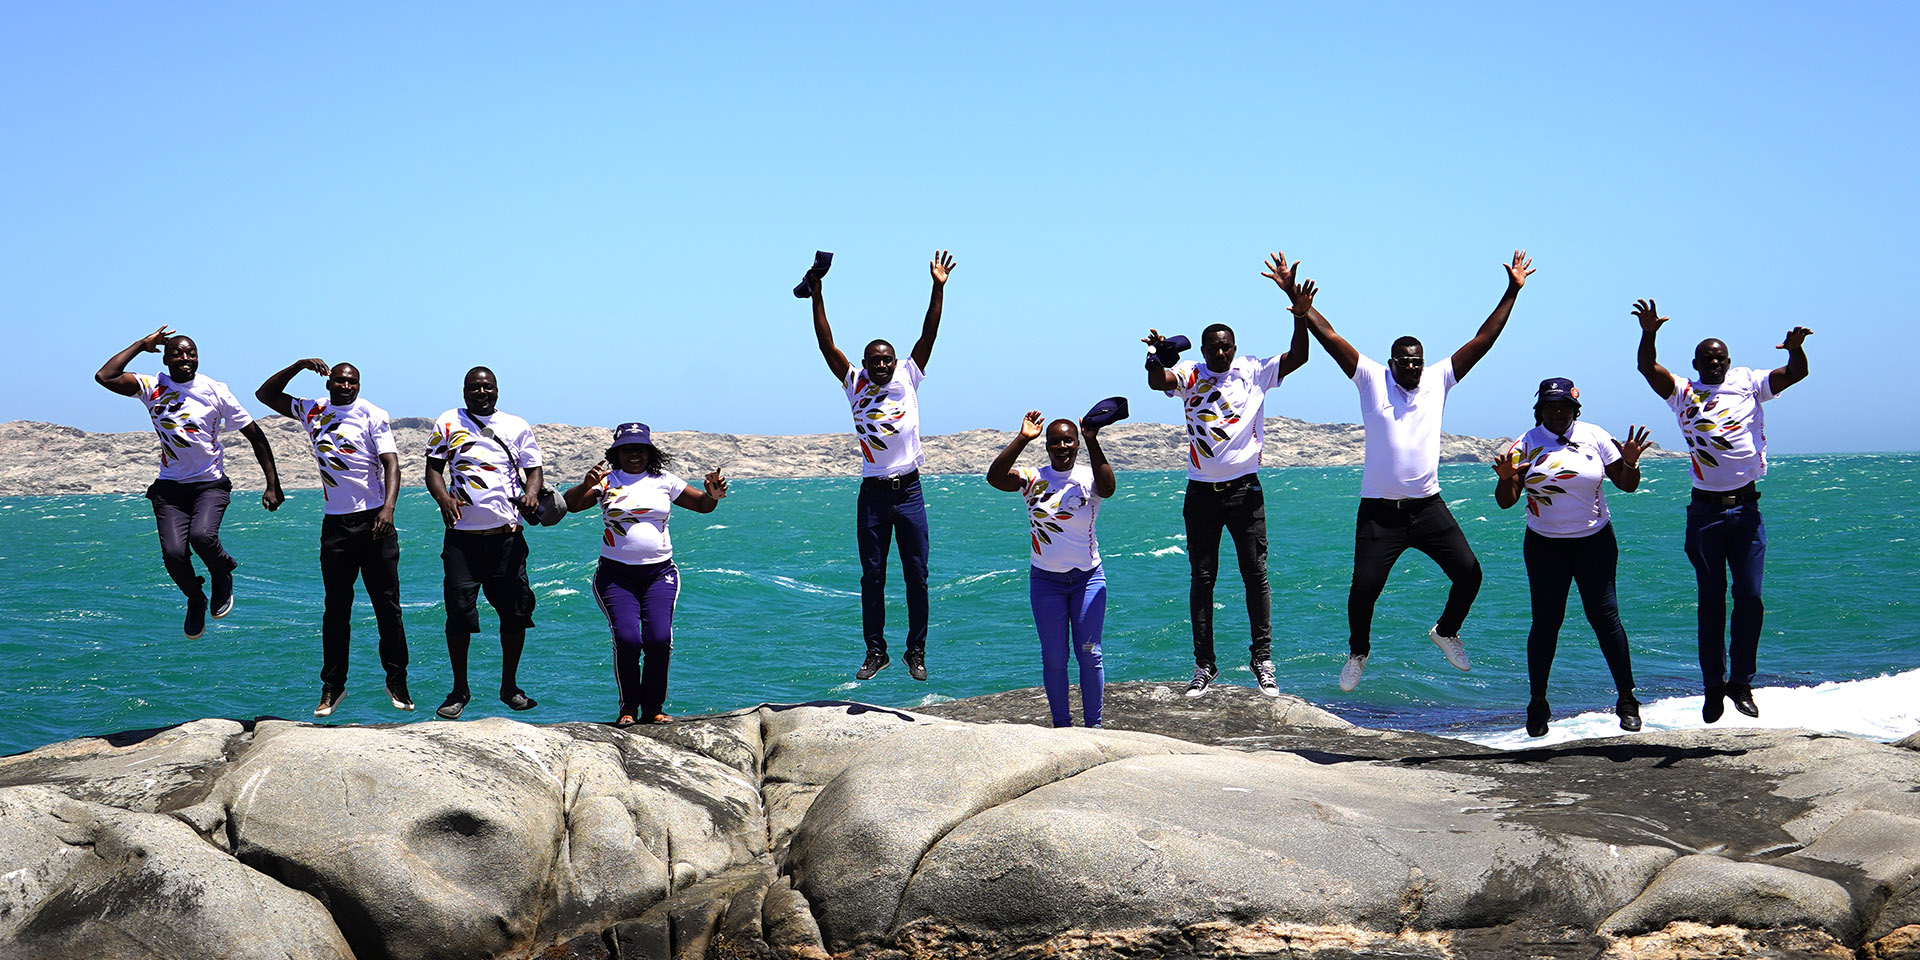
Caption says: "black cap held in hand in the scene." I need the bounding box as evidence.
[1155,335,1191,367]
[792,251,834,298]
[1082,396,1130,430]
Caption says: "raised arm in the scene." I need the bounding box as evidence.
[1605,426,1650,493]
[94,326,174,396]
[987,410,1043,492]
[1274,278,1314,378]
[1632,299,1676,399]
[909,250,955,371]
[1141,329,1181,391]
[1450,250,1534,381]
[1081,420,1117,498]
[1490,447,1523,510]
[1264,251,1357,377]
[810,280,852,383]
[1769,326,1813,394]
[674,467,730,514]
[255,358,329,418]
[238,422,285,511]
[562,460,609,513]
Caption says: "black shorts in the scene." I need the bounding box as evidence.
[441,528,536,632]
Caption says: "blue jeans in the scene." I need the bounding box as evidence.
[1683,500,1766,688]
[1031,565,1106,728]
[856,474,929,657]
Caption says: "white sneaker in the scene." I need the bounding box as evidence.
[1338,654,1368,692]
[1428,626,1471,671]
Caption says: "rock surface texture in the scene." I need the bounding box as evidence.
[2,682,1916,959]
[0,417,1592,496]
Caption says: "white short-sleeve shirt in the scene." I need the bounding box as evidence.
[1666,368,1775,492]
[133,373,256,483]
[1171,355,1286,482]
[1014,462,1102,573]
[290,397,397,515]
[1506,421,1622,538]
[1354,355,1457,499]
[844,358,925,479]
[594,470,688,565]
[425,408,544,530]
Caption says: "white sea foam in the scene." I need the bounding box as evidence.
[954,570,1016,586]
[1460,668,1920,749]
[1148,546,1185,557]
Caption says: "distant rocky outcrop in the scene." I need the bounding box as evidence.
[0,417,1674,497]
[2,684,1916,959]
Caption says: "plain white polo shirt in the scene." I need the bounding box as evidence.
[1354,354,1457,499]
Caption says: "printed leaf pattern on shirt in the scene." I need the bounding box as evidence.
[426,425,494,506]
[598,478,657,548]
[1020,473,1079,555]
[1510,442,1579,517]
[302,403,362,489]
[1679,388,1747,481]
[144,382,199,469]
[849,372,905,464]
[1182,368,1240,468]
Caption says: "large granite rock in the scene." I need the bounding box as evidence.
[1,683,1916,959]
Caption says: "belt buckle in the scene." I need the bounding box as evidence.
[1210,480,1230,493]
[1718,494,1739,507]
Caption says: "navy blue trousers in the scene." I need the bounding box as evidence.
[856,475,929,657]
[593,557,679,717]
[1684,500,1766,688]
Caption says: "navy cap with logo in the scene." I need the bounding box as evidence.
[1534,377,1580,407]
[605,422,652,462]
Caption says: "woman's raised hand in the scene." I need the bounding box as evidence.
[1618,425,1652,467]
[704,467,729,501]
[1018,409,1044,441]
[583,459,610,487]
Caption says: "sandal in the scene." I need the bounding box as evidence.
[615,715,638,728]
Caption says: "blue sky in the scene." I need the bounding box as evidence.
[4,4,1913,454]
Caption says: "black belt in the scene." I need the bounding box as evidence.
[1693,483,1760,507]
[452,523,521,536]
[1190,473,1258,493]
[1363,494,1443,511]
[864,470,920,490]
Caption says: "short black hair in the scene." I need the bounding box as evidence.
[863,339,894,358]
[1391,336,1422,354]
[1201,323,1235,341]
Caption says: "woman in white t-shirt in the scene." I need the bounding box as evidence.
[987,410,1118,728]
[1492,378,1652,738]
[563,423,728,727]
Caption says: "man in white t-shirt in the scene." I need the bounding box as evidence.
[807,250,955,682]
[94,327,286,641]
[1270,250,1535,691]
[257,358,411,718]
[424,366,546,720]
[1634,298,1812,723]
[1142,253,1310,699]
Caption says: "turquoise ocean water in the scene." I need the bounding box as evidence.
[3,455,1917,757]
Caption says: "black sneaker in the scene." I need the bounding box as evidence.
[1252,659,1278,697]
[386,677,415,711]
[184,594,208,639]
[855,652,890,681]
[210,569,235,620]
[1183,664,1217,698]
[904,650,927,682]
[1703,685,1726,724]
[436,690,470,720]
[314,686,345,718]
[1526,698,1550,738]
[1616,696,1642,732]
[1727,684,1759,718]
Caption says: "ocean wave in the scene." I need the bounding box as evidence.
[691,568,857,598]
[1459,668,1920,749]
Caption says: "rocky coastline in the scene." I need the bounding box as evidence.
[0,417,1677,498]
[3,683,1917,959]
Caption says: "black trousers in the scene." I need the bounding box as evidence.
[146,477,236,598]
[1348,495,1481,656]
[1184,475,1272,667]
[319,509,408,688]
[1523,525,1635,699]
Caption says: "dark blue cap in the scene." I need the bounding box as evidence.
[1082,396,1130,429]
[1154,335,1191,367]
[1535,378,1580,406]
[606,422,652,462]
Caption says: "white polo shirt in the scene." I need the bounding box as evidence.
[1666,368,1775,492]
[1506,421,1622,538]
[1354,355,1457,499]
